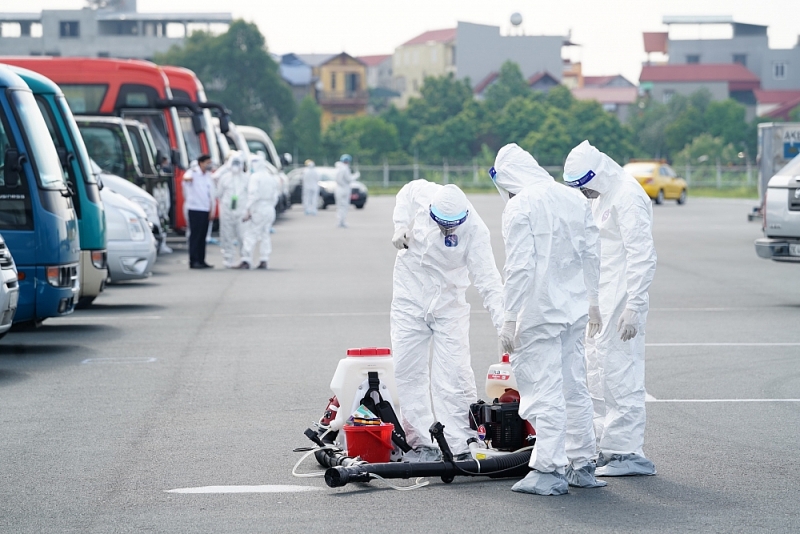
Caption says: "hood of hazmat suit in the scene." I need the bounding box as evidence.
[562,140,657,471]
[390,179,504,454]
[246,156,278,210]
[215,151,248,212]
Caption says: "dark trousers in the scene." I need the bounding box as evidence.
[188,210,210,266]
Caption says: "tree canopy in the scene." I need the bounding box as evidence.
[154,20,295,134]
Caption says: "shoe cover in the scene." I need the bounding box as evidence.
[595,453,656,476]
[511,470,569,496]
[403,446,442,463]
[565,464,607,488]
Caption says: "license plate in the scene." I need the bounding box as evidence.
[351,194,358,200]
[8,290,18,310]
[790,244,800,257]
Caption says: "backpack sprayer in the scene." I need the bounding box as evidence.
[294,348,535,489]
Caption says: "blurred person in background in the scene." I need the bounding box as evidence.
[334,154,359,228]
[214,152,248,268]
[303,159,320,215]
[182,154,215,269]
[238,156,278,270]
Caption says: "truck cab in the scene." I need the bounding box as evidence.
[11,66,107,307]
[755,154,800,262]
[0,66,80,326]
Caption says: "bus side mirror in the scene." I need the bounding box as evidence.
[219,114,230,134]
[171,149,181,167]
[192,113,204,135]
[3,149,26,188]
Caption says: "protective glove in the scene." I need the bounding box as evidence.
[499,321,516,354]
[392,227,410,250]
[617,309,640,342]
[587,305,602,338]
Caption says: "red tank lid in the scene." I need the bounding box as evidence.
[346,347,392,357]
[501,353,510,363]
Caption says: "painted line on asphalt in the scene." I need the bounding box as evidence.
[239,312,389,318]
[165,485,322,494]
[647,398,800,403]
[647,342,800,347]
[649,307,754,312]
[82,357,157,364]
[58,315,163,321]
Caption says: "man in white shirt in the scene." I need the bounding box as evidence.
[183,154,215,269]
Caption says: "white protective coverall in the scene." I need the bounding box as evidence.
[491,144,604,494]
[302,163,320,215]
[563,140,658,477]
[241,157,278,268]
[391,180,504,456]
[214,153,249,267]
[334,161,358,227]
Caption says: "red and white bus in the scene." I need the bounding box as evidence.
[0,57,209,231]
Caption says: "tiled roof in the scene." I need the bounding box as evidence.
[401,28,456,47]
[473,71,498,94]
[764,96,800,120]
[572,86,638,104]
[754,90,800,104]
[527,71,559,86]
[583,75,616,87]
[358,55,391,67]
[640,63,760,83]
[643,32,668,54]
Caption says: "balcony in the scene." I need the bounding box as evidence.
[317,90,369,107]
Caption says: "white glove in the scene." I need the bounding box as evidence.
[617,309,640,342]
[499,321,516,354]
[392,227,410,250]
[587,305,602,338]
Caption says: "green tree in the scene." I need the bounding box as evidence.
[406,74,473,126]
[705,100,748,150]
[483,61,531,111]
[155,20,295,133]
[411,107,478,163]
[545,85,575,110]
[672,133,741,166]
[321,115,401,164]
[520,110,573,166]
[495,96,548,146]
[277,95,322,161]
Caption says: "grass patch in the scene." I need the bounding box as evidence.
[688,187,758,199]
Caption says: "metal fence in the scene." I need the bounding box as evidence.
[345,161,757,190]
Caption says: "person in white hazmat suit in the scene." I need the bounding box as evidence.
[563,140,658,477]
[237,156,278,270]
[490,144,606,495]
[214,152,248,268]
[302,160,320,215]
[390,180,504,461]
[334,154,359,228]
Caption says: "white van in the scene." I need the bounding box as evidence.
[0,234,19,339]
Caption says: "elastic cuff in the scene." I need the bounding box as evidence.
[503,311,517,322]
[588,298,599,307]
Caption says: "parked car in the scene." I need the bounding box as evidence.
[0,234,19,339]
[94,162,168,254]
[287,166,368,209]
[623,161,688,205]
[755,153,800,262]
[100,188,157,283]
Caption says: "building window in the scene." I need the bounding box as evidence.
[733,54,747,67]
[686,55,700,64]
[662,90,675,104]
[331,73,336,90]
[774,62,788,80]
[59,21,79,38]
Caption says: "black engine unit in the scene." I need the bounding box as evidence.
[469,400,529,451]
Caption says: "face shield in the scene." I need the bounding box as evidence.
[430,205,469,246]
[564,169,599,199]
[489,166,516,204]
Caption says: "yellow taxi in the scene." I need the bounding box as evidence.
[622,161,688,205]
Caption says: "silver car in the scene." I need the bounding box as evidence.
[100,188,157,282]
[0,234,19,339]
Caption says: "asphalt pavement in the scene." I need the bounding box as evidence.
[1,195,798,533]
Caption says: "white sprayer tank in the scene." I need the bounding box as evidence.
[328,347,400,432]
[485,353,518,401]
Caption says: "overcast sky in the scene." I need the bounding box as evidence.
[9,0,800,84]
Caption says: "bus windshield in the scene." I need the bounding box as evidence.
[179,114,202,162]
[79,125,128,178]
[11,90,67,190]
[122,111,172,164]
[0,111,34,230]
[57,96,97,184]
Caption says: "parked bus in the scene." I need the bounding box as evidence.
[0,66,80,326]
[11,66,107,308]
[0,57,205,231]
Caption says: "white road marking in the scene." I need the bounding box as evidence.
[645,393,658,402]
[166,485,322,494]
[649,307,752,312]
[58,315,163,321]
[647,398,800,403]
[647,342,800,347]
[81,357,157,364]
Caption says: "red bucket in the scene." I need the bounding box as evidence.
[343,423,394,463]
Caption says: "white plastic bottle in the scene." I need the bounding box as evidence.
[485,353,518,401]
[328,347,400,432]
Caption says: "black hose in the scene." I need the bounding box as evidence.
[324,450,531,488]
